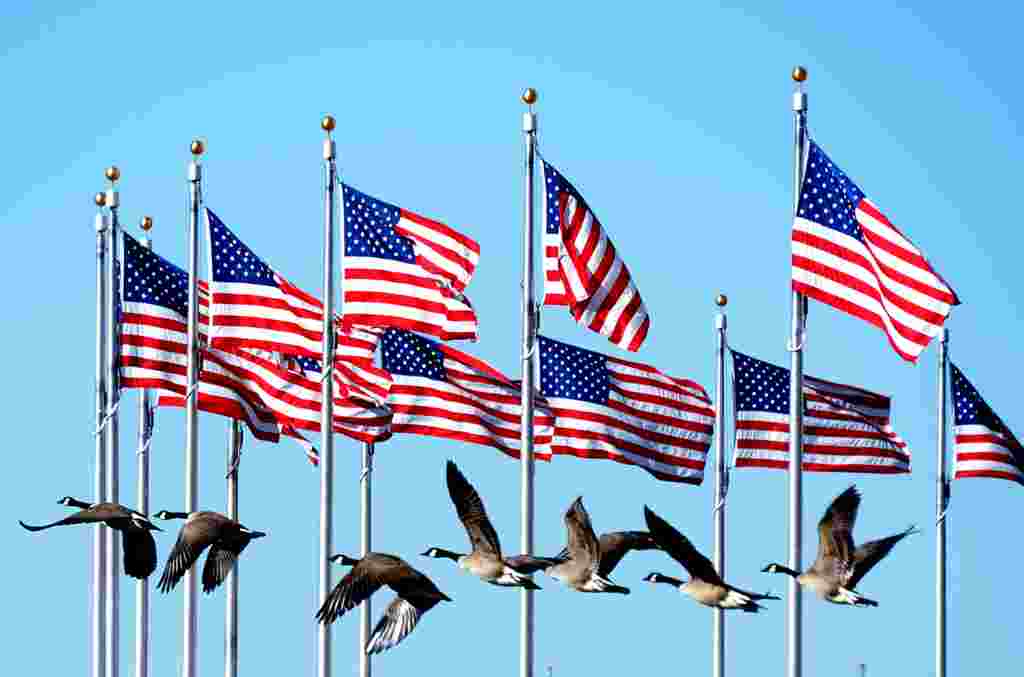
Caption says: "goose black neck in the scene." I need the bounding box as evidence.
[432,548,463,561]
[160,511,190,520]
[63,498,92,509]
[766,563,800,578]
[651,573,684,587]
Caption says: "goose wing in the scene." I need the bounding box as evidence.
[845,526,917,589]
[446,460,501,557]
[564,497,600,574]
[317,553,400,624]
[122,528,158,579]
[201,531,253,594]
[157,513,224,593]
[815,486,860,576]
[365,563,450,654]
[644,506,721,584]
[597,531,657,577]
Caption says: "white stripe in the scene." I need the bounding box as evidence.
[552,437,704,479]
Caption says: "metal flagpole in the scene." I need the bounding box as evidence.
[787,65,808,677]
[712,293,728,677]
[104,166,122,677]
[318,115,337,677]
[360,442,373,677]
[519,86,538,677]
[93,190,109,677]
[936,328,949,677]
[183,139,205,677]
[135,216,155,677]
[226,420,242,677]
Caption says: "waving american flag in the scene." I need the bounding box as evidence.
[542,161,649,352]
[791,141,958,362]
[951,362,1024,485]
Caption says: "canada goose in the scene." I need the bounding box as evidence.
[642,506,778,612]
[545,497,630,594]
[421,460,561,590]
[556,530,659,577]
[20,496,161,579]
[317,552,451,655]
[761,485,917,607]
[153,510,266,594]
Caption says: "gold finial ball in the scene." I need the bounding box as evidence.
[715,293,728,307]
[104,166,120,182]
[190,139,205,156]
[321,115,336,132]
[140,216,153,232]
[93,192,107,207]
[521,87,538,105]
[791,66,808,83]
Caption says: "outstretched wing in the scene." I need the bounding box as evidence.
[158,517,217,593]
[644,506,721,584]
[122,528,157,579]
[446,460,501,557]
[597,531,657,577]
[316,555,393,624]
[365,597,424,655]
[564,497,600,575]
[846,526,917,589]
[816,486,860,575]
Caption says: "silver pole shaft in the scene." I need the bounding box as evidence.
[135,235,153,677]
[712,310,727,677]
[359,442,373,677]
[105,190,121,677]
[93,210,108,677]
[787,83,808,677]
[318,134,337,677]
[183,158,202,677]
[225,421,242,677]
[519,106,538,677]
[936,329,949,677]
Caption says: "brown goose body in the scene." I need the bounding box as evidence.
[546,497,630,594]
[761,486,917,607]
[20,497,161,579]
[644,506,778,612]
[155,510,266,594]
[317,552,451,655]
[421,461,560,589]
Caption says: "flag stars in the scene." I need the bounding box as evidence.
[342,185,416,263]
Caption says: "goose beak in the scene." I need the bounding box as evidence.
[250,531,267,539]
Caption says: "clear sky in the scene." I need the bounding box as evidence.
[4,2,1022,676]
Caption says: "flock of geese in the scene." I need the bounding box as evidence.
[20,462,917,655]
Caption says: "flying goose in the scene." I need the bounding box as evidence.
[761,485,916,607]
[20,496,161,579]
[153,510,266,594]
[317,552,451,655]
[545,497,630,594]
[642,506,779,612]
[421,460,561,590]
[556,530,659,578]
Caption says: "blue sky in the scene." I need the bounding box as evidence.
[4,2,1023,675]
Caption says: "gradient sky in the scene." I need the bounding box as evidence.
[4,3,1023,676]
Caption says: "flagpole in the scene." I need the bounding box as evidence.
[318,115,337,677]
[712,294,728,677]
[519,86,538,677]
[936,328,949,677]
[787,65,808,677]
[92,190,109,677]
[359,441,373,677]
[183,139,204,677]
[226,420,242,677]
[104,166,122,677]
[135,216,154,677]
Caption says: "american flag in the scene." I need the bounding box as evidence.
[731,350,910,473]
[379,329,553,460]
[537,335,713,483]
[951,362,1024,485]
[341,184,479,341]
[206,209,324,358]
[791,140,958,362]
[541,161,650,353]
[119,233,280,442]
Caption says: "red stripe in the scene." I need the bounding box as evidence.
[398,208,480,255]
[624,316,650,353]
[550,429,706,469]
[735,458,907,473]
[344,267,445,292]
[553,411,710,453]
[212,292,321,322]
[391,424,552,461]
[550,445,701,484]
[210,314,321,343]
[736,438,909,462]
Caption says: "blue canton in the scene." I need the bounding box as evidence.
[207,210,276,287]
[732,351,790,415]
[341,184,416,263]
[380,329,447,381]
[952,364,1013,433]
[537,336,609,405]
[797,141,866,239]
[542,161,590,236]
[123,233,188,316]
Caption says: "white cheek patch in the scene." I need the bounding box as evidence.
[239,527,251,534]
